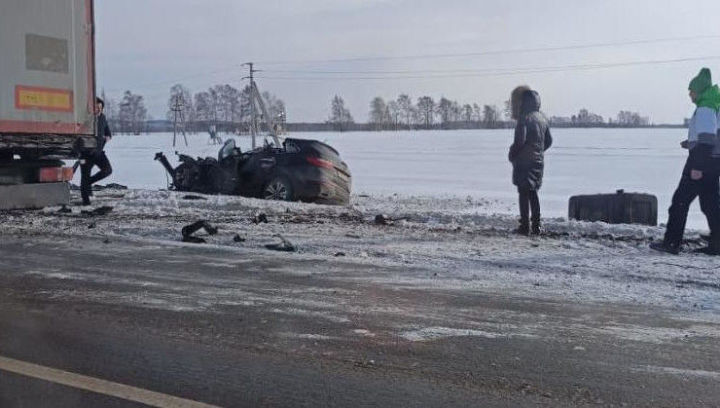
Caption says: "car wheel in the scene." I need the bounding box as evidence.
[263,176,293,201]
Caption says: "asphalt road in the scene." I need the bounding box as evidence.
[0,234,719,407]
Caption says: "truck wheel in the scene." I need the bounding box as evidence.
[263,176,293,201]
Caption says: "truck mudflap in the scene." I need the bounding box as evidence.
[0,182,70,210]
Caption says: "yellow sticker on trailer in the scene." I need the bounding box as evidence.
[15,86,73,112]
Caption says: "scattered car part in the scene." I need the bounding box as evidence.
[182,195,207,200]
[181,220,218,238]
[182,236,206,244]
[265,234,296,252]
[569,190,657,226]
[81,206,113,216]
[253,213,269,224]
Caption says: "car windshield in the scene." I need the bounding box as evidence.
[218,139,236,160]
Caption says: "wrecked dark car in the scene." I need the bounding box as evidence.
[155,138,351,205]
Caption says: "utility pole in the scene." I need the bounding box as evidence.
[171,95,188,147]
[242,62,281,149]
[242,62,259,149]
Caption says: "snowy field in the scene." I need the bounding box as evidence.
[94,128,700,228]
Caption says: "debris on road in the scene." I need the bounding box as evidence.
[181,220,218,239]
[81,206,114,217]
[93,183,128,191]
[265,234,296,252]
[182,195,207,201]
[253,213,269,224]
[374,214,392,225]
[233,234,246,243]
[374,214,409,226]
[181,220,218,243]
[182,235,206,244]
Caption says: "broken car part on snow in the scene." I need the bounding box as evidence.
[569,190,658,226]
[181,220,218,244]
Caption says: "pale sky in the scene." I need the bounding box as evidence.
[95,0,720,124]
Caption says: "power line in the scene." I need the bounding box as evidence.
[100,34,720,93]
[256,55,720,81]
[255,34,720,66]
[103,65,244,93]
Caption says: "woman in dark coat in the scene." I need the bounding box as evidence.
[508,86,553,235]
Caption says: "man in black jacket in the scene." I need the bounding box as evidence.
[80,97,113,205]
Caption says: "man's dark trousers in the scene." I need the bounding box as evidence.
[664,159,720,247]
[80,151,112,205]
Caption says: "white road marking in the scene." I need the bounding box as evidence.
[0,355,222,408]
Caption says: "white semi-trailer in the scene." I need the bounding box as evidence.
[0,0,96,209]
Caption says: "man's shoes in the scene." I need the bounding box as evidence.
[531,220,542,235]
[649,241,680,255]
[693,245,720,255]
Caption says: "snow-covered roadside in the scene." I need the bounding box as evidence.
[2,188,718,315]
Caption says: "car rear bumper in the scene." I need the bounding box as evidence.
[296,169,351,205]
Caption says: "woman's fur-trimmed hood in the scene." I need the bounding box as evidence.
[510,85,531,120]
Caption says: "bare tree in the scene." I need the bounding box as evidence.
[118,91,147,135]
[572,108,604,125]
[369,97,388,130]
[462,104,473,122]
[616,111,649,126]
[193,91,212,127]
[387,101,401,130]
[450,101,462,123]
[396,94,413,128]
[329,95,353,131]
[483,105,500,128]
[416,96,435,129]
[436,97,453,128]
[472,103,483,122]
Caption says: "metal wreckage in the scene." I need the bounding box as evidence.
[155,72,351,206]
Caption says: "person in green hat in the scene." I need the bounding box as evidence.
[651,68,720,255]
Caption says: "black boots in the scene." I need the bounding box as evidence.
[515,218,541,236]
[694,234,720,255]
[649,241,681,255]
[515,221,530,236]
[531,218,541,235]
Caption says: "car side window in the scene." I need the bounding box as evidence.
[285,141,301,154]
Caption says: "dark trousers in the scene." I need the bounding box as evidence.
[80,151,112,204]
[664,161,720,247]
[518,188,540,225]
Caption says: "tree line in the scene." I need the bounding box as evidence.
[101,88,651,134]
[329,94,505,131]
[101,84,286,135]
[101,90,148,135]
[165,84,286,133]
[328,94,651,131]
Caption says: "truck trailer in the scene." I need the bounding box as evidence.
[0,0,96,209]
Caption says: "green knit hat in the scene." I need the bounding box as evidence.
[689,68,712,94]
